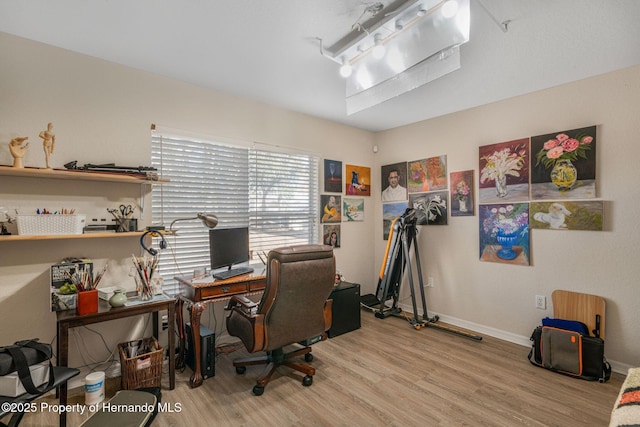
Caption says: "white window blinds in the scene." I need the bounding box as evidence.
[151,133,318,295]
[249,148,319,253]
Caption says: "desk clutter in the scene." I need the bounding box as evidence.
[50,258,108,313]
[118,337,163,390]
[1,204,140,235]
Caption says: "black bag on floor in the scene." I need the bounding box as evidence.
[0,339,55,395]
[528,323,611,383]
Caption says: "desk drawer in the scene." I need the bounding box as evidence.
[200,282,249,299]
[249,279,266,292]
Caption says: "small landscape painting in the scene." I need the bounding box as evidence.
[382,202,407,240]
[343,198,364,222]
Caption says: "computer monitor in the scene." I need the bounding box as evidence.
[209,227,250,271]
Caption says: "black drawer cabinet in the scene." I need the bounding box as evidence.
[328,282,361,338]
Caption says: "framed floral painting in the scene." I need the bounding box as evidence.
[478,139,529,203]
[450,170,474,216]
[409,191,448,225]
[407,159,429,193]
[408,155,448,193]
[530,126,596,200]
[479,203,530,266]
[426,155,448,191]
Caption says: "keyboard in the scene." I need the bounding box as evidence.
[213,266,254,280]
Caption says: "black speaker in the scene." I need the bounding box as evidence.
[185,323,215,379]
[328,282,361,338]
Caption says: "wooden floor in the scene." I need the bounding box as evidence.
[8,312,623,426]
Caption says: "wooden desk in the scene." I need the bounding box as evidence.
[175,271,266,388]
[56,295,175,427]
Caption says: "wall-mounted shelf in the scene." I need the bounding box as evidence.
[0,231,145,242]
[0,165,168,184]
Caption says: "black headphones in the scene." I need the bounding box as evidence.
[140,230,167,256]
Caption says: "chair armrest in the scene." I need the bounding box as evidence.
[225,296,258,313]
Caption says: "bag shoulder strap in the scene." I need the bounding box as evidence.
[6,340,54,395]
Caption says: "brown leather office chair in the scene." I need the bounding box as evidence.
[226,244,335,395]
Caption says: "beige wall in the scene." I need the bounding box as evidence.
[0,32,376,370]
[1,31,639,373]
[373,65,640,371]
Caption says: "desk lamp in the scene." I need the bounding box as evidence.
[169,213,218,233]
[140,213,218,255]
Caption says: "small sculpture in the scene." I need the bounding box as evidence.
[8,136,29,168]
[39,122,55,169]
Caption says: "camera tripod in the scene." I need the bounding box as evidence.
[373,208,482,340]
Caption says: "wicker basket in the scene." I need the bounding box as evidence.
[118,337,163,390]
[17,214,86,235]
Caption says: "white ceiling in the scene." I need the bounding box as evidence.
[1,0,639,132]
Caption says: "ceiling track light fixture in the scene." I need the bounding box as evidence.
[339,57,353,77]
[372,33,386,59]
[320,0,464,78]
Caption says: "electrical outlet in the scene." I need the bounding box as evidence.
[427,276,434,287]
[535,295,546,310]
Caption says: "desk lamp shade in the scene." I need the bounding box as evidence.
[169,213,218,232]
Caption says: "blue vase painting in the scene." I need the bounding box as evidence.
[479,203,530,265]
[495,228,519,260]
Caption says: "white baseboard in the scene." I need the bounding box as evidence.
[397,303,629,375]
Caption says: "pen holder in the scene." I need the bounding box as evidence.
[134,274,154,301]
[114,218,137,232]
[76,289,99,315]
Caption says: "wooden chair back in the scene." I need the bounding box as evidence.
[552,289,606,340]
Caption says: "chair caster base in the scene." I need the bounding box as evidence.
[302,375,313,386]
[253,385,264,396]
[236,366,246,374]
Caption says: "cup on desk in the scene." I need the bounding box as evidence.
[193,268,206,279]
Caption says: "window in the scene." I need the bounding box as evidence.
[151,132,318,295]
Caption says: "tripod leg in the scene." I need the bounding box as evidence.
[402,229,422,329]
[411,228,430,322]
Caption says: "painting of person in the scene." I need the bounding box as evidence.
[321,195,341,223]
[381,162,407,202]
[323,224,341,248]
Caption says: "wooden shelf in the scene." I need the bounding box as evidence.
[0,231,145,242]
[0,165,168,184]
